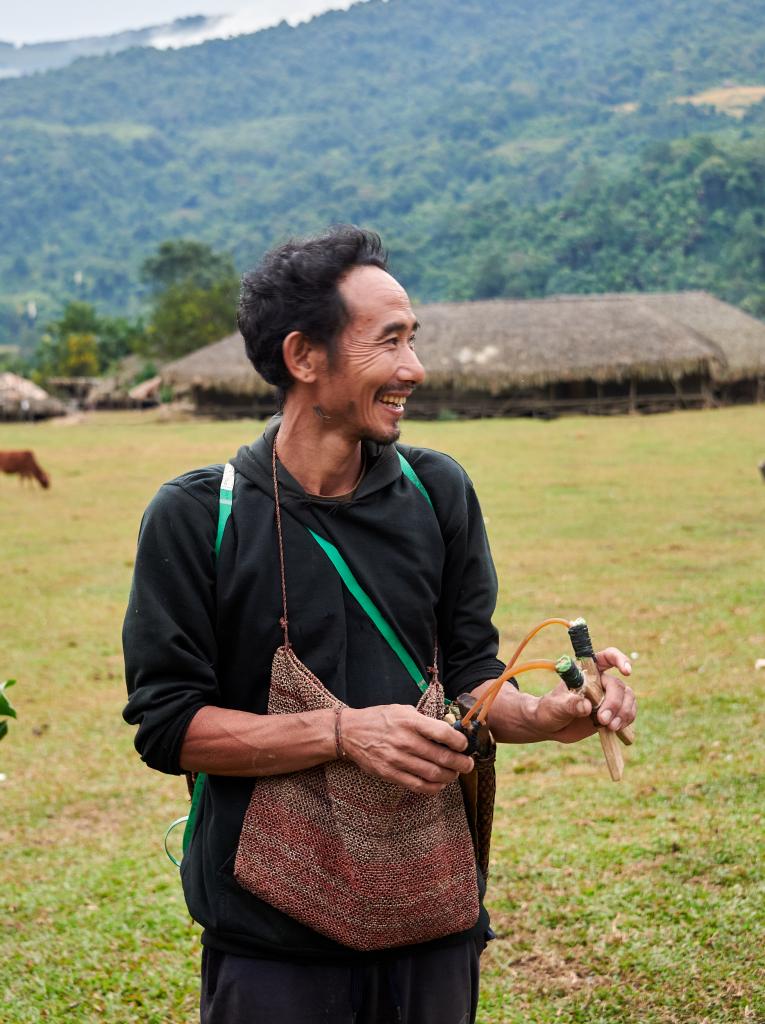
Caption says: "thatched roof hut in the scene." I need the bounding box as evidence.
[0,373,65,420]
[163,332,269,397]
[638,291,765,385]
[50,357,164,410]
[128,375,162,403]
[412,293,724,391]
[160,291,765,418]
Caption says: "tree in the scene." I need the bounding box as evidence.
[141,240,239,360]
[98,316,148,365]
[141,239,237,294]
[59,333,100,376]
[48,300,101,339]
[35,301,147,379]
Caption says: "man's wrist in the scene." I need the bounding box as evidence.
[485,687,547,743]
[334,706,348,760]
[517,691,544,740]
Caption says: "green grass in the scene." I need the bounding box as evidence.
[2,406,765,1022]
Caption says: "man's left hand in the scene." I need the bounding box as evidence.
[532,647,636,743]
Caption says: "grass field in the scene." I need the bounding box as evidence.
[2,406,764,1023]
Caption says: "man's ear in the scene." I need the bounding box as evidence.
[282,331,327,384]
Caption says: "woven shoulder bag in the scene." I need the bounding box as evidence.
[231,443,480,950]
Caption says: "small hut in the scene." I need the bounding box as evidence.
[0,373,65,421]
[162,333,275,418]
[128,375,162,405]
[51,357,164,410]
[411,293,726,417]
[159,292,765,419]
[638,292,765,405]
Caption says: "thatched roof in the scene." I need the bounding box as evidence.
[128,375,161,402]
[414,294,723,391]
[162,332,271,397]
[637,292,765,381]
[0,372,65,417]
[0,372,49,402]
[160,291,765,397]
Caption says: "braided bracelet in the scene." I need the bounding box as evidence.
[334,705,347,760]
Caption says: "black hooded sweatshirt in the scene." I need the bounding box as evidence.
[123,419,505,962]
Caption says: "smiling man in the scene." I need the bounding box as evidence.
[123,226,635,1024]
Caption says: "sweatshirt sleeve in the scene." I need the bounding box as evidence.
[437,476,507,700]
[402,447,507,700]
[122,477,220,775]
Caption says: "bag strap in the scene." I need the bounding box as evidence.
[307,450,435,695]
[169,464,236,866]
[396,449,433,508]
[307,528,428,693]
[214,462,235,555]
[170,454,435,865]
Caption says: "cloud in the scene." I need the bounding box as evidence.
[148,1,361,50]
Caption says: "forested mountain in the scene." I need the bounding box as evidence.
[2,0,765,350]
[0,17,212,78]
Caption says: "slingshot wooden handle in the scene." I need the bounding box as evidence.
[579,657,635,745]
[579,656,627,782]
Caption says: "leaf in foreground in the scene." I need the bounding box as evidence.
[0,679,17,720]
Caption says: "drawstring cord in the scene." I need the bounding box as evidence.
[271,438,291,649]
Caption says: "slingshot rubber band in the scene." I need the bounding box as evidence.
[461,617,573,727]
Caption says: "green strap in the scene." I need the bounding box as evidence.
[397,450,433,508]
[307,528,428,693]
[304,452,436,695]
[181,770,206,857]
[214,462,235,557]
[175,463,233,866]
[174,455,436,867]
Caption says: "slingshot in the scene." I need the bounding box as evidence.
[455,617,635,781]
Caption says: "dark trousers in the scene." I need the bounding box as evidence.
[200,937,484,1024]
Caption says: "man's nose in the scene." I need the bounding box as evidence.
[398,344,426,386]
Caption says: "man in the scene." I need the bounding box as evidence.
[123,225,635,1023]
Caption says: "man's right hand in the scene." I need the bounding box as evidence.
[341,704,474,794]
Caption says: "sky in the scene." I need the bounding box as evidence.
[0,1,359,46]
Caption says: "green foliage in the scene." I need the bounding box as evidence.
[146,279,238,360]
[59,332,100,376]
[33,301,146,378]
[445,134,765,314]
[140,239,237,294]
[0,301,43,355]
[0,679,17,742]
[140,240,239,360]
[132,360,158,385]
[97,315,148,367]
[1,0,765,344]
[50,300,101,338]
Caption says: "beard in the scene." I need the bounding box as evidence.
[360,423,401,446]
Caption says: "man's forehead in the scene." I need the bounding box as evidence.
[340,265,416,327]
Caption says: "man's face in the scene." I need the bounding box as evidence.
[316,265,425,445]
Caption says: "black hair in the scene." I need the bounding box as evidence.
[237,225,388,395]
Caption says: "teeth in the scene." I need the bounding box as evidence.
[380,395,407,406]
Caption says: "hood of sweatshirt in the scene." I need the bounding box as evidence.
[230,414,404,509]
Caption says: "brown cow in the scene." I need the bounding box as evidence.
[0,450,50,489]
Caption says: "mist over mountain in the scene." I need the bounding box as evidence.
[2,0,765,349]
[0,18,215,78]
[0,2,357,78]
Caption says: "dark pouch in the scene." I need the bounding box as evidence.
[455,693,497,881]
